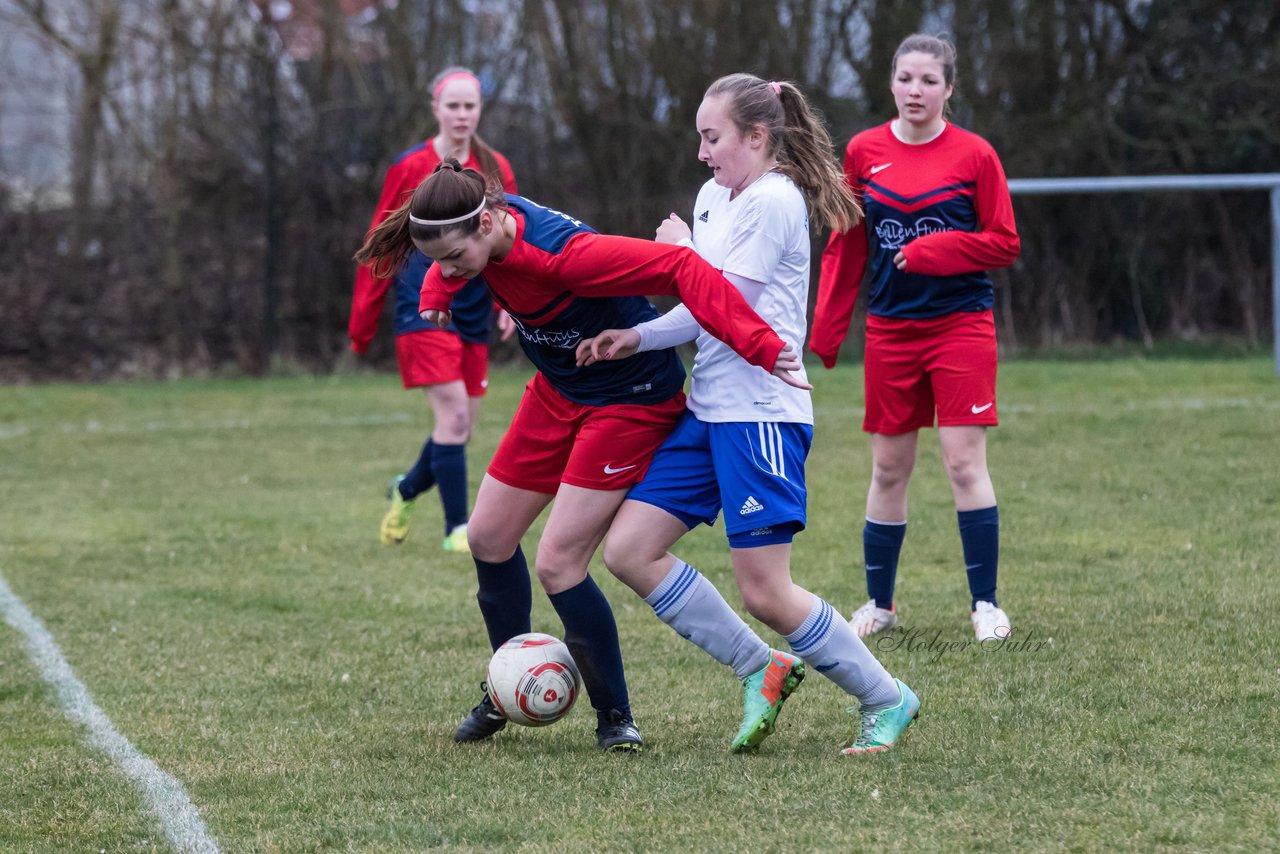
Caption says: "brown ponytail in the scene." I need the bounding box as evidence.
[704,74,861,233]
[354,159,506,277]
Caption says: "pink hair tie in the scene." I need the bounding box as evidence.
[433,71,482,99]
[769,81,782,96]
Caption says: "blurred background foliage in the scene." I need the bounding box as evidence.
[0,0,1276,379]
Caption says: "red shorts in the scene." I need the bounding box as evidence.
[863,310,998,434]
[487,373,687,495]
[396,330,489,397]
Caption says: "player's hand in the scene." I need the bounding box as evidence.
[655,213,692,246]
[893,250,908,271]
[420,308,452,329]
[771,344,812,390]
[496,310,516,341]
[576,328,641,366]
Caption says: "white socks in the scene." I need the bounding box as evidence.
[784,594,898,708]
[644,560,770,679]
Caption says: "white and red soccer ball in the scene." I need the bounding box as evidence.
[486,632,581,727]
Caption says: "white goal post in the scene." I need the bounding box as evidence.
[1006,174,1280,376]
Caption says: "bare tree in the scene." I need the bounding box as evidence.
[8,0,121,270]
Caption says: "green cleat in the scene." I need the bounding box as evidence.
[380,475,414,545]
[841,678,920,755]
[731,649,805,753]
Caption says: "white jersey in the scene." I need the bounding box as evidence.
[686,171,813,424]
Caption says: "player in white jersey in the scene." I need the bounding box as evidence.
[578,74,920,755]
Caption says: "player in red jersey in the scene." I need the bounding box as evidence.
[813,34,1021,642]
[349,68,517,553]
[355,160,805,753]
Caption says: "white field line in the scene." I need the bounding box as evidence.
[0,574,219,854]
[0,411,413,441]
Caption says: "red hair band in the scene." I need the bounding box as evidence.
[433,71,482,99]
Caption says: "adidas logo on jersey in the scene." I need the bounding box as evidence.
[739,496,764,516]
[698,210,709,222]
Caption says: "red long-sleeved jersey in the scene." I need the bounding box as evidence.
[419,196,786,403]
[812,121,1020,367]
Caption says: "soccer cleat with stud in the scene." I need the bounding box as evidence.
[849,599,897,638]
[841,678,920,755]
[380,475,414,545]
[454,683,508,743]
[595,708,643,753]
[971,600,1011,641]
[442,523,471,554]
[731,649,805,753]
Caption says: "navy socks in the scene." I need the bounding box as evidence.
[548,576,630,714]
[430,441,469,533]
[958,505,1000,608]
[864,519,906,610]
[399,438,469,534]
[400,437,437,500]
[474,546,533,652]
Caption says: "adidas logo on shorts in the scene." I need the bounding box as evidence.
[739,496,764,516]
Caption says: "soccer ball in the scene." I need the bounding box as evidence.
[486,632,581,727]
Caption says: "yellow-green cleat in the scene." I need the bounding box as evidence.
[731,649,805,753]
[380,475,414,545]
[442,523,470,554]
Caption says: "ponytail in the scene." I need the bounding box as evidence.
[705,74,861,234]
[354,158,506,277]
[773,83,862,233]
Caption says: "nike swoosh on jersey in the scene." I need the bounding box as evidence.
[870,163,892,174]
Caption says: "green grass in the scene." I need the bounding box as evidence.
[2,358,1278,852]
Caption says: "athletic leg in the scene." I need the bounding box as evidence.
[536,484,645,751]
[453,474,553,742]
[851,431,918,632]
[939,425,1008,638]
[425,381,473,541]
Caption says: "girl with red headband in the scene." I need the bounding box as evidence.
[349,67,517,553]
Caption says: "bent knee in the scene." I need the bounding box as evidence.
[466,522,515,563]
[740,587,783,626]
[601,532,647,575]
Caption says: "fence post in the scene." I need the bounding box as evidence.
[1273,187,1280,376]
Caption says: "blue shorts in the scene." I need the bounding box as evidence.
[626,411,812,546]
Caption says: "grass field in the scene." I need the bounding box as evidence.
[2,357,1278,852]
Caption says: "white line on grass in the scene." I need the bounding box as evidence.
[0,573,220,854]
[0,411,414,441]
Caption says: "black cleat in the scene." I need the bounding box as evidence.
[454,684,507,743]
[595,708,643,753]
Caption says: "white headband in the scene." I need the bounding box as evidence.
[408,199,487,227]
